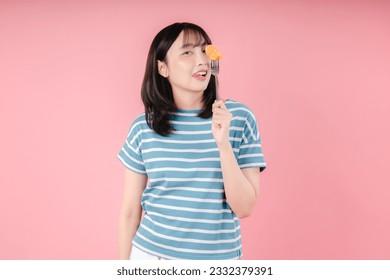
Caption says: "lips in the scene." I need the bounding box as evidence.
[192,70,208,80]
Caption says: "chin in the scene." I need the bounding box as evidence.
[193,87,208,93]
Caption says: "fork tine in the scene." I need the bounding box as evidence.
[210,60,219,97]
[211,60,219,75]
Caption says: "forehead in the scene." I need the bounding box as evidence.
[170,30,207,51]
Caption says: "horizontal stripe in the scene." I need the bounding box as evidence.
[147,167,222,173]
[143,147,218,153]
[149,177,224,183]
[147,211,238,224]
[231,116,247,121]
[145,172,223,181]
[144,157,221,163]
[144,215,239,234]
[170,127,245,134]
[145,204,232,220]
[172,130,211,135]
[143,201,231,214]
[172,112,199,117]
[147,186,224,193]
[238,153,264,159]
[143,193,225,203]
[241,143,262,149]
[136,232,242,254]
[141,137,242,144]
[142,148,239,153]
[230,126,244,131]
[143,187,224,202]
[140,223,241,244]
[170,120,212,125]
[240,163,267,168]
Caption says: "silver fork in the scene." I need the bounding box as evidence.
[210,60,219,97]
[211,60,219,75]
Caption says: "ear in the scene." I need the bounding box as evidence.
[157,60,169,78]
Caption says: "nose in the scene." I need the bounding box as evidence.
[197,49,208,66]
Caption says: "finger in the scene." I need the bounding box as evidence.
[213,107,231,117]
[219,101,228,110]
[213,102,228,113]
[212,101,218,112]
[212,108,226,117]
[215,100,225,107]
[213,119,230,128]
[212,116,231,126]
[213,122,222,128]
[212,99,223,108]
[212,102,224,113]
[212,115,226,122]
[212,113,226,121]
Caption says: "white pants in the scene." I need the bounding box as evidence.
[130,245,241,260]
[130,246,167,260]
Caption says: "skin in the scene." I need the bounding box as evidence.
[118,31,261,259]
[157,32,211,110]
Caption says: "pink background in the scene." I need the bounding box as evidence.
[1,0,389,259]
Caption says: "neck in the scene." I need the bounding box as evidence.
[173,90,204,110]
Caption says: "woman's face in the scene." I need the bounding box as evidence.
[158,31,211,97]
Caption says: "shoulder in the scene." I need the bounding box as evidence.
[132,113,147,127]
[225,99,257,121]
[127,113,148,137]
[131,113,146,128]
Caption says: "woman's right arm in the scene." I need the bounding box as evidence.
[118,168,148,259]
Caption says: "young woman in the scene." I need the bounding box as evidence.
[117,22,266,260]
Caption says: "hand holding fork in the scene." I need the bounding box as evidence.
[206,45,222,97]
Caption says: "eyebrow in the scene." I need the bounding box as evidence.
[180,42,207,49]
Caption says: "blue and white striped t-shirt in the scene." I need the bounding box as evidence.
[117,99,266,260]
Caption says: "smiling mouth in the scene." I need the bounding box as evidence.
[192,70,207,78]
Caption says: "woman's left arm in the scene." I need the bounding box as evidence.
[218,143,260,218]
[212,100,260,218]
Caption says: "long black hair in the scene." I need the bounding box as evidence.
[141,22,218,136]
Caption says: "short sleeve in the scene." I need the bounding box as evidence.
[237,110,267,172]
[117,118,147,175]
